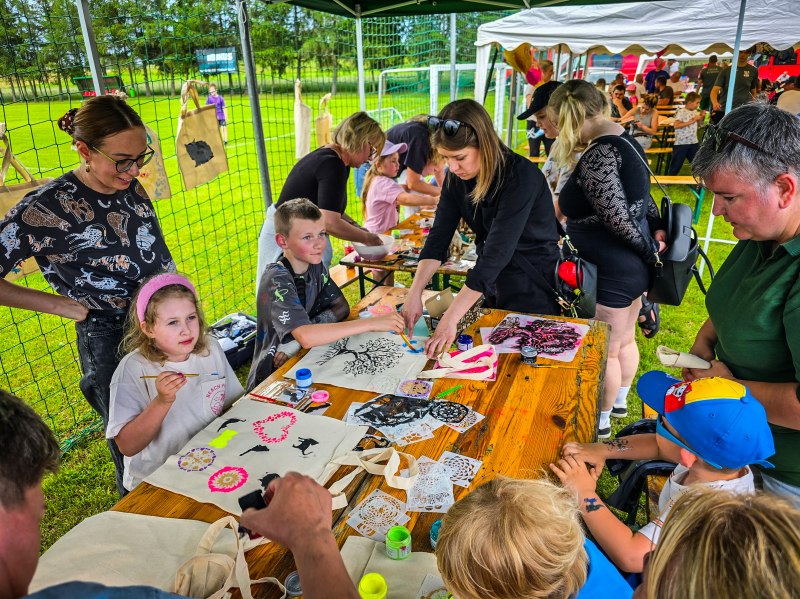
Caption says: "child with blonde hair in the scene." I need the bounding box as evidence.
[436,476,632,599]
[107,273,244,492]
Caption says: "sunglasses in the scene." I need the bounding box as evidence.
[701,123,766,155]
[427,116,473,138]
[656,415,723,469]
[93,145,155,173]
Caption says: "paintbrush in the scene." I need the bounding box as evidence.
[399,332,420,353]
[140,373,219,378]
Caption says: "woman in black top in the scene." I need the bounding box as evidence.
[258,112,386,279]
[386,118,445,197]
[551,80,666,438]
[402,99,561,358]
[0,95,173,496]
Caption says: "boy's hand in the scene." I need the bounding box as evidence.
[561,441,609,470]
[370,312,405,334]
[273,352,289,369]
[154,371,186,405]
[549,455,599,497]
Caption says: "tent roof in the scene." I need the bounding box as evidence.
[476,0,800,55]
[283,0,675,19]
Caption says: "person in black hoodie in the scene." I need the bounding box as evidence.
[401,99,561,358]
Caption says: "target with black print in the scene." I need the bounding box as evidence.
[429,400,469,424]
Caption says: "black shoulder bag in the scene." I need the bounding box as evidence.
[620,136,715,305]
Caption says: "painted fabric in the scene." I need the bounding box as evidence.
[0,171,173,309]
[107,336,244,491]
[246,259,347,390]
[143,399,367,515]
[673,108,699,146]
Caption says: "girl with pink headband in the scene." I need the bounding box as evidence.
[105,273,243,493]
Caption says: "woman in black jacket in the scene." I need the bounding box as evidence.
[401,99,561,358]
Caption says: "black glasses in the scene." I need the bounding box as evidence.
[93,145,155,173]
[701,124,766,154]
[427,116,472,138]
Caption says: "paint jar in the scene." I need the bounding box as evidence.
[344,244,355,255]
[285,571,303,597]
[385,525,412,560]
[430,519,442,550]
[359,309,373,319]
[310,390,329,402]
[358,573,387,599]
[521,346,538,365]
[295,369,313,389]
[457,334,474,352]
[391,230,401,240]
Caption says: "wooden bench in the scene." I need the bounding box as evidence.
[529,156,547,163]
[330,264,358,289]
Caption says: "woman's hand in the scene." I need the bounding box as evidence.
[154,372,186,406]
[424,314,458,359]
[363,232,384,246]
[55,295,89,322]
[654,229,668,254]
[682,338,717,381]
[401,294,424,337]
[687,359,733,382]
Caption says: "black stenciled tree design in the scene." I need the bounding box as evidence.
[316,336,402,375]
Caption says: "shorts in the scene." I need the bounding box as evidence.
[699,97,712,111]
[218,119,227,126]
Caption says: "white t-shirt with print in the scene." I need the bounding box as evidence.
[633,82,646,100]
[673,108,700,146]
[107,336,245,491]
[667,79,686,94]
[638,464,754,544]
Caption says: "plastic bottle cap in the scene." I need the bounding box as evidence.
[311,390,329,402]
[285,571,302,597]
[358,573,388,599]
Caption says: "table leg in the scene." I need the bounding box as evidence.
[693,186,705,225]
[358,268,366,298]
[432,274,441,291]
[443,274,450,289]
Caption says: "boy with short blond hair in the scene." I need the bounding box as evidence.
[246,198,404,390]
[668,91,705,176]
[553,372,775,574]
[436,476,633,599]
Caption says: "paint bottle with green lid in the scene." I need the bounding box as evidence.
[358,573,387,599]
[385,525,412,560]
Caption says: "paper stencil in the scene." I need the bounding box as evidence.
[445,409,485,434]
[285,332,430,391]
[346,490,410,542]
[415,574,450,599]
[481,314,589,362]
[407,457,455,513]
[144,400,367,515]
[438,452,483,488]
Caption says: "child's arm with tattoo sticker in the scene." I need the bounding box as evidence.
[561,434,676,471]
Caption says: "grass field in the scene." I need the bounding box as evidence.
[0,89,740,551]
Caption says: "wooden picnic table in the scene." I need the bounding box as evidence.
[339,211,473,298]
[112,287,609,599]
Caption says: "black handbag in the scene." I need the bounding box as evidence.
[621,137,715,306]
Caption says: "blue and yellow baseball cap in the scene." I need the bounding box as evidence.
[637,371,775,470]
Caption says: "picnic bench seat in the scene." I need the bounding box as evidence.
[330,264,358,289]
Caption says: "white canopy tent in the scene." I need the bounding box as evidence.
[474,0,800,103]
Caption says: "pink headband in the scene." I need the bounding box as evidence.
[136,274,197,323]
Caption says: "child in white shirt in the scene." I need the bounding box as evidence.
[669,91,705,176]
[107,273,244,492]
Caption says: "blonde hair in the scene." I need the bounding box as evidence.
[360,155,392,218]
[548,79,608,170]
[648,488,800,599]
[436,476,588,599]
[640,93,659,110]
[331,111,385,156]
[540,59,554,75]
[274,198,322,236]
[431,99,506,205]
[122,273,209,365]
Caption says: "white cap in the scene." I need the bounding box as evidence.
[381,140,407,157]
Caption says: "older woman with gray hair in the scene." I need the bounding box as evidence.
[682,102,800,503]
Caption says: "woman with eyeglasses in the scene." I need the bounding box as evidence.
[401,99,562,358]
[682,102,800,507]
[0,94,172,496]
[257,112,386,280]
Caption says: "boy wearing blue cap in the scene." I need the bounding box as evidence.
[551,372,775,574]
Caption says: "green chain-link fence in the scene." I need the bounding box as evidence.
[0,0,511,451]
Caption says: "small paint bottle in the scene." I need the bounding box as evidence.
[391,229,401,240]
[457,334,474,352]
[295,368,313,389]
[385,525,412,560]
[310,390,329,402]
[358,573,387,599]
[430,519,442,550]
[285,571,303,597]
[521,346,538,365]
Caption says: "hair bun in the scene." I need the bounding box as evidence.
[57,108,79,136]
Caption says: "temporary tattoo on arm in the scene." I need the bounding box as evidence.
[584,497,605,512]
[601,438,632,452]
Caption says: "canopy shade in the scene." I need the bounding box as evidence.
[283,0,678,19]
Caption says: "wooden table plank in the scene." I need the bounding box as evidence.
[113,287,609,598]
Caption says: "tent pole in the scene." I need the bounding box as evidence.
[75,0,105,97]
[554,44,562,81]
[506,69,517,147]
[482,44,499,105]
[449,14,457,103]
[700,0,747,276]
[356,7,366,112]
[567,51,573,79]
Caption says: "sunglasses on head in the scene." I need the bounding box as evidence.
[427,116,473,138]
[702,123,767,155]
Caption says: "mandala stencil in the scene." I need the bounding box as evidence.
[346,490,410,542]
[367,374,403,394]
[396,379,433,399]
[407,456,455,512]
[445,408,486,434]
[429,400,469,424]
[394,422,437,447]
[178,447,216,472]
[438,451,483,488]
[415,574,450,599]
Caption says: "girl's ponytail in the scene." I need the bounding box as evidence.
[548,80,608,170]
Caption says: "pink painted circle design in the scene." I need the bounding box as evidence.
[368,304,394,316]
[209,388,226,416]
[178,447,216,472]
[208,466,248,492]
[253,411,297,443]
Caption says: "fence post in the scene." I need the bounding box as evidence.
[505,70,517,147]
[356,7,367,112]
[237,0,273,210]
[449,13,457,103]
[75,0,105,96]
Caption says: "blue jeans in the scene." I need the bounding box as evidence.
[74,311,127,497]
[668,143,699,176]
[761,472,800,509]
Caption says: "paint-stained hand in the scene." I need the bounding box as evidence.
[273,352,289,369]
[561,441,609,471]
[424,314,457,359]
[369,312,405,335]
[154,371,187,405]
[239,472,332,552]
[549,454,599,497]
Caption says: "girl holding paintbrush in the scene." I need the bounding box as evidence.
[106,272,243,493]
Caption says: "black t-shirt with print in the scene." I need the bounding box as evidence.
[0,171,173,309]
